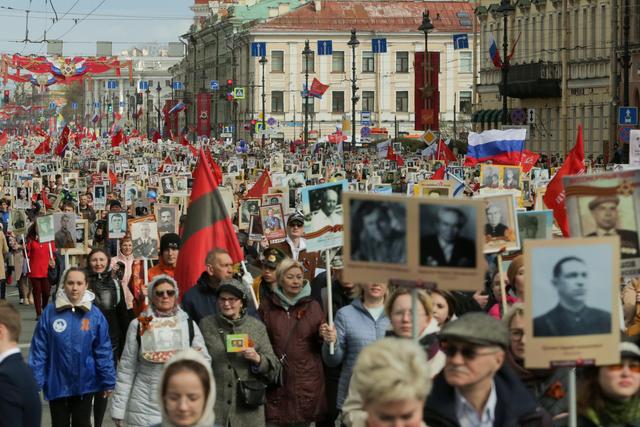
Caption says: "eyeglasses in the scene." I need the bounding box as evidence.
[441,341,499,360]
[219,296,240,304]
[607,361,640,373]
[510,329,524,340]
[154,289,176,298]
[289,222,304,228]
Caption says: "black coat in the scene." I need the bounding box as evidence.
[424,364,553,427]
[420,234,476,268]
[0,352,41,427]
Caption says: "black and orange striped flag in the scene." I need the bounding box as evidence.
[175,149,244,297]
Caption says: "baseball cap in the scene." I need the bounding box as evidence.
[287,211,305,226]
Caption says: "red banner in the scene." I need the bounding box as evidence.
[196,92,211,137]
[414,51,440,131]
[163,100,179,137]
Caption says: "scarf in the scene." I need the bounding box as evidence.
[506,350,553,386]
[274,282,311,309]
[587,397,640,425]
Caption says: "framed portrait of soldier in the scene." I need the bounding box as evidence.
[160,176,176,195]
[108,212,128,239]
[564,169,640,277]
[301,180,347,252]
[477,194,520,254]
[15,186,30,209]
[125,183,139,206]
[36,215,55,243]
[9,209,27,235]
[308,162,322,179]
[502,166,522,190]
[97,160,109,174]
[67,219,89,255]
[517,210,553,247]
[53,213,77,250]
[130,221,159,260]
[262,193,285,208]
[239,198,261,230]
[270,153,284,173]
[259,204,286,244]
[93,185,107,210]
[524,237,620,368]
[480,165,501,189]
[32,178,42,196]
[155,204,178,236]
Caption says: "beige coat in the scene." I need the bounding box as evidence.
[0,233,9,280]
[622,278,640,327]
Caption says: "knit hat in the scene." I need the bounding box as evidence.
[216,278,247,303]
[160,233,181,253]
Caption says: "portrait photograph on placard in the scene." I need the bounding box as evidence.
[248,213,264,242]
[68,219,89,255]
[36,215,55,243]
[564,169,640,277]
[524,237,620,368]
[9,209,27,235]
[415,180,453,198]
[15,186,30,209]
[259,204,286,243]
[502,166,522,190]
[517,210,553,247]
[125,183,139,206]
[262,193,285,208]
[160,176,176,195]
[155,204,179,236]
[97,160,109,174]
[239,198,261,229]
[478,194,520,253]
[108,212,128,239]
[53,212,77,249]
[130,221,159,260]
[93,185,107,209]
[301,180,347,252]
[480,164,500,188]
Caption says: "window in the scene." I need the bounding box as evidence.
[458,11,472,27]
[271,91,284,113]
[396,51,409,73]
[165,80,171,87]
[332,91,345,113]
[332,51,345,72]
[396,91,408,112]
[459,91,472,114]
[459,52,472,73]
[362,91,375,112]
[302,52,315,73]
[271,51,284,72]
[303,97,315,114]
[362,51,374,73]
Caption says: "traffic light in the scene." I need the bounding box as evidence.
[107,103,113,113]
[2,90,8,103]
[225,79,234,101]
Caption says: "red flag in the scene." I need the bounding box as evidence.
[164,156,173,164]
[91,132,97,142]
[54,125,70,157]
[175,149,244,297]
[40,189,52,209]
[74,132,83,148]
[34,136,51,154]
[246,170,272,198]
[111,129,124,147]
[0,130,8,146]
[431,165,446,180]
[187,144,197,156]
[437,139,457,162]
[204,149,223,186]
[386,144,396,160]
[180,133,190,146]
[308,77,330,97]
[108,169,118,187]
[520,149,540,173]
[543,126,585,237]
[152,131,162,143]
[10,152,18,160]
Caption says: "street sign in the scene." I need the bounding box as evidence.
[422,129,437,144]
[452,34,469,50]
[527,108,536,124]
[172,81,184,90]
[106,80,118,89]
[619,125,633,143]
[220,132,232,138]
[361,126,371,137]
[255,122,267,133]
[233,87,245,99]
[266,117,277,126]
[139,81,149,91]
[250,42,266,57]
[618,106,638,125]
[94,102,101,108]
[49,102,56,109]
[361,111,371,126]
[210,80,219,90]
[372,38,387,54]
[71,102,78,110]
[317,40,333,55]
[119,101,124,107]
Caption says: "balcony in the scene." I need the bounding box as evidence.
[501,62,562,99]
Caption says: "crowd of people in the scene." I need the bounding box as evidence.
[0,135,638,427]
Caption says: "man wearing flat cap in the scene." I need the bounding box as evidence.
[424,312,551,426]
[585,195,640,259]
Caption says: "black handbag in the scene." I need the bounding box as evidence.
[272,317,300,387]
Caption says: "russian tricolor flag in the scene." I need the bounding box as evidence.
[169,102,187,114]
[464,128,526,166]
[489,34,502,68]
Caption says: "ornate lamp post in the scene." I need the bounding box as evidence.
[347,29,359,154]
[302,40,312,148]
[497,0,515,125]
[156,82,162,136]
[418,11,434,132]
[259,55,268,147]
[145,86,151,136]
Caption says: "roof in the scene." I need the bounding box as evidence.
[254,1,475,33]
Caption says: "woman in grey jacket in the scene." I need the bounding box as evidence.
[111,275,211,427]
[200,278,280,427]
[319,282,390,411]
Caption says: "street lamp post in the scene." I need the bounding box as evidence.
[125,90,130,121]
[156,82,162,136]
[498,0,515,125]
[418,11,434,132]
[259,55,268,148]
[347,29,359,154]
[302,40,312,148]
[145,86,151,136]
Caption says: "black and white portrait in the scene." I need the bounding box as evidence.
[419,204,477,268]
[155,205,178,236]
[108,212,128,239]
[502,167,521,189]
[131,221,159,260]
[36,215,55,243]
[97,161,109,174]
[94,185,106,204]
[517,210,552,246]
[349,199,407,264]
[53,213,77,249]
[306,184,344,231]
[481,194,520,253]
[161,177,175,194]
[480,165,500,188]
[15,186,30,209]
[240,199,260,225]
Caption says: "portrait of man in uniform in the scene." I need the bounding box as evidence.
[132,222,159,259]
[584,195,640,259]
[54,213,76,249]
[420,205,476,268]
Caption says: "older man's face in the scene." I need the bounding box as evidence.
[553,260,588,306]
[487,205,502,227]
[443,340,504,389]
[323,190,338,215]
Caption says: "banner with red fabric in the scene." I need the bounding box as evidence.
[196,92,211,137]
[414,51,440,131]
[163,99,179,137]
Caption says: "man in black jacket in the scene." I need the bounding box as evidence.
[420,207,476,268]
[0,301,41,427]
[424,312,551,427]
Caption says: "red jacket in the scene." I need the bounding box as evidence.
[26,239,56,279]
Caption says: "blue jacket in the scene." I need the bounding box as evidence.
[28,290,116,401]
[321,298,390,409]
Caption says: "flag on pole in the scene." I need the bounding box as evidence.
[175,149,244,297]
[489,34,502,68]
[111,129,124,147]
[246,170,272,198]
[34,137,51,155]
[464,128,526,166]
[54,125,70,157]
[437,138,457,162]
[520,149,540,173]
[0,130,8,146]
[152,131,162,143]
[308,78,330,98]
[169,102,187,114]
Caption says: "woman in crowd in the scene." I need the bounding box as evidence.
[87,248,133,427]
[507,255,525,300]
[258,258,327,426]
[319,282,390,412]
[152,349,217,427]
[429,289,455,327]
[504,304,568,423]
[577,341,640,426]
[8,234,31,304]
[487,271,518,320]
[110,236,135,310]
[111,275,210,427]
[29,267,116,427]
[346,338,431,427]
[25,222,56,318]
[200,278,279,426]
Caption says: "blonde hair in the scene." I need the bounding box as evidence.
[351,338,431,405]
[351,282,392,301]
[275,258,304,285]
[384,287,433,319]
[503,302,525,328]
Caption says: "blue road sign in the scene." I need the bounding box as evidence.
[453,34,469,50]
[119,101,125,107]
[317,40,333,55]
[172,81,184,90]
[139,81,149,91]
[361,111,371,126]
[94,102,101,108]
[619,126,633,143]
[71,102,78,109]
[619,106,638,125]
[210,80,219,90]
[361,126,371,137]
[107,80,118,89]
[251,42,266,57]
[49,102,56,109]
[372,38,387,54]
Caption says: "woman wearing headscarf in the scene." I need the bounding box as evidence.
[29,267,116,427]
[111,275,210,427]
[152,348,218,427]
[200,278,279,426]
[109,236,135,310]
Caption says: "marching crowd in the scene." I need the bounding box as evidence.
[0,138,638,427]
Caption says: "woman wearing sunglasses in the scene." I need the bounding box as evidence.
[111,275,211,427]
[577,341,640,426]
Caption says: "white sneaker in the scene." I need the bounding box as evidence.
[19,298,24,304]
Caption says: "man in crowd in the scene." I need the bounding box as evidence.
[533,256,611,336]
[420,207,476,268]
[586,195,640,259]
[78,193,96,223]
[424,312,551,426]
[310,188,342,230]
[148,233,180,282]
[270,211,319,280]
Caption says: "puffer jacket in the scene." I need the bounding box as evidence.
[321,298,390,409]
[28,289,116,401]
[111,276,211,427]
[258,285,327,424]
